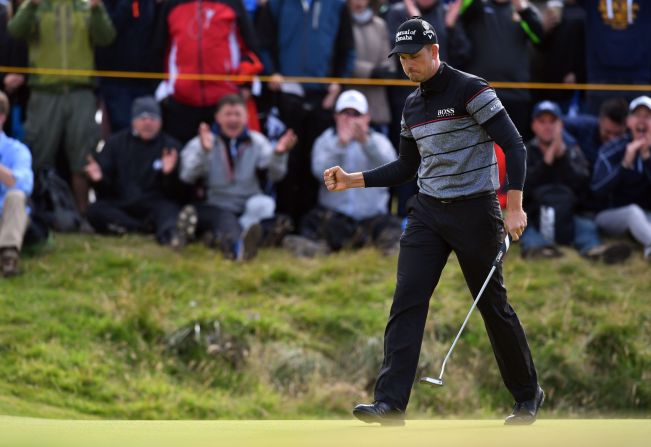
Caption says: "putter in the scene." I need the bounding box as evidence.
[420,234,512,387]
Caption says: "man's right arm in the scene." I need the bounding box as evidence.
[8,0,39,40]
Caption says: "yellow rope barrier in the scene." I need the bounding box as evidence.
[1,66,651,91]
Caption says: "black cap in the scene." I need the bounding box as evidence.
[131,96,161,120]
[388,16,438,57]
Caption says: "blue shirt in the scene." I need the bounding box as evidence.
[0,131,33,213]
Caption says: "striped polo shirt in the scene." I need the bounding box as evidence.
[400,63,504,199]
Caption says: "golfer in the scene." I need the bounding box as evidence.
[324,17,543,425]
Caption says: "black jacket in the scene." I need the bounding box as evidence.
[461,0,543,102]
[93,128,184,206]
[524,134,590,213]
[95,0,161,86]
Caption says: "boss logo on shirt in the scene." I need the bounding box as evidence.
[437,108,455,118]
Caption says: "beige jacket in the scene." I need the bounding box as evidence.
[352,15,394,126]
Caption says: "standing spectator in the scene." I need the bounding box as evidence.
[8,0,116,217]
[460,0,543,140]
[592,95,651,260]
[96,0,162,134]
[564,97,628,167]
[85,97,185,248]
[384,0,471,215]
[580,0,651,114]
[154,0,263,144]
[348,0,394,133]
[257,0,356,228]
[520,101,630,263]
[531,0,586,110]
[285,90,400,257]
[179,94,297,261]
[0,0,29,140]
[0,91,33,277]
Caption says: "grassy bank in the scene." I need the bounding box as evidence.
[0,234,649,419]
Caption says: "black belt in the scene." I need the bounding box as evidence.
[423,190,495,204]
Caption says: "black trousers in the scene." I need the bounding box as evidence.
[87,198,179,244]
[195,203,242,242]
[374,193,538,410]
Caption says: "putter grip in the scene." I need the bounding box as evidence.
[492,234,511,267]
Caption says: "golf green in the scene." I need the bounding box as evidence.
[2,418,649,447]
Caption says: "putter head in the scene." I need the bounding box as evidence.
[420,376,444,386]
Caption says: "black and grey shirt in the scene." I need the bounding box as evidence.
[364,63,526,199]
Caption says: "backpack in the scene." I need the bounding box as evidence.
[31,170,81,232]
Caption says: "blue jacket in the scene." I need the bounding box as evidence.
[591,135,651,210]
[563,114,601,168]
[0,131,33,211]
[580,0,651,83]
[258,0,355,91]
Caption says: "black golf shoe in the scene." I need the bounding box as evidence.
[504,386,545,425]
[353,401,405,426]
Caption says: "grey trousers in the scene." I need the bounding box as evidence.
[595,204,651,256]
[0,190,28,251]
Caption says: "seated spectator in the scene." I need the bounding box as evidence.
[284,90,401,257]
[564,97,629,168]
[85,96,185,248]
[520,100,630,263]
[179,94,297,261]
[0,91,33,277]
[592,95,651,261]
[8,0,116,218]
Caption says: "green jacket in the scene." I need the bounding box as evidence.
[8,0,116,89]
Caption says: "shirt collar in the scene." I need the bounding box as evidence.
[419,62,450,96]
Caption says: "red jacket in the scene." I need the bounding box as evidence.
[494,143,507,209]
[156,0,263,107]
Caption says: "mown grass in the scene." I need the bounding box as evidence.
[0,233,649,419]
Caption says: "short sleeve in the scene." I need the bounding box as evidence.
[465,78,504,125]
[400,114,414,139]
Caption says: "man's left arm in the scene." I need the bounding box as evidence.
[465,79,527,239]
[89,0,117,47]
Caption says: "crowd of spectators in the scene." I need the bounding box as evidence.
[0,0,650,277]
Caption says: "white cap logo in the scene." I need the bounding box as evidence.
[422,21,435,39]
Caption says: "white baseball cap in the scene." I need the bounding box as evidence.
[629,96,651,113]
[335,90,368,115]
